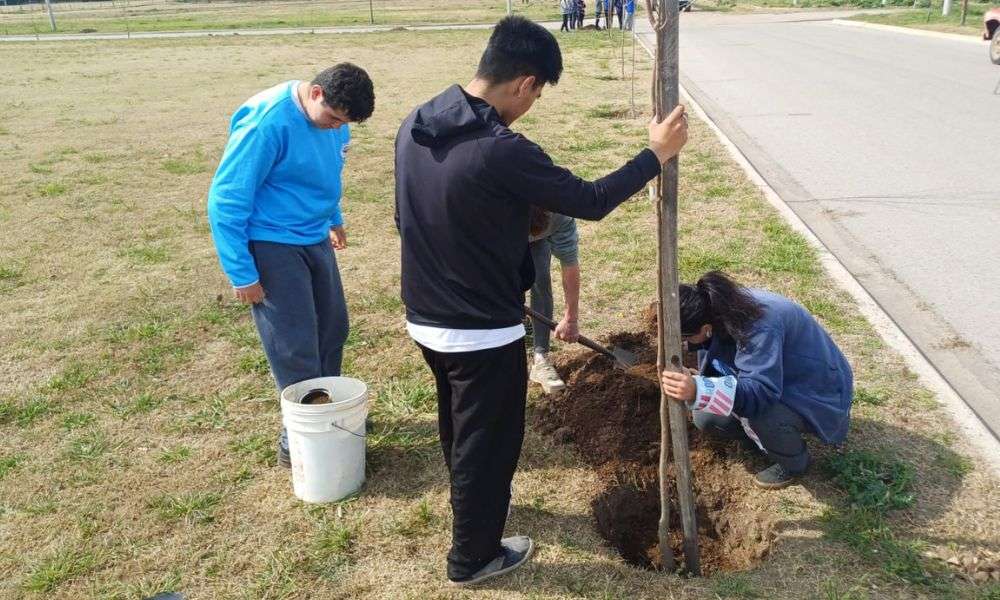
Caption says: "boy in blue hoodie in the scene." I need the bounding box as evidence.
[207,64,375,468]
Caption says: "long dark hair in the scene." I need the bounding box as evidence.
[679,271,763,345]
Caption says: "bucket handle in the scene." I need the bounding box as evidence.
[331,421,366,438]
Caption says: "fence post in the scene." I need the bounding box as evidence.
[43,0,56,31]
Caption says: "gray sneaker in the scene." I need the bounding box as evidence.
[754,463,795,489]
[529,357,566,394]
[277,429,291,469]
[449,536,535,587]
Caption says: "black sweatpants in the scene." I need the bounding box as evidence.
[693,401,811,474]
[418,338,528,580]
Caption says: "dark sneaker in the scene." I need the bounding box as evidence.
[449,536,534,587]
[754,463,795,489]
[277,429,291,469]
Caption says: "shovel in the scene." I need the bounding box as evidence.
[524,305,639,369]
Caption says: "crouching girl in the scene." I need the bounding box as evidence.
[660,271,853,489]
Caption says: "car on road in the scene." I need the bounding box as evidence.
[985,6,1000,64]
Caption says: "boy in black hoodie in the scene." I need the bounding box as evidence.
[394,16,688,586]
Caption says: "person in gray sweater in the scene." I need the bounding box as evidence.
[527,207,580,393]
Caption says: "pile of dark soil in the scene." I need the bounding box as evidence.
[534,308,775,573]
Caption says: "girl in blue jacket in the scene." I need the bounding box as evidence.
[660,271,853,488]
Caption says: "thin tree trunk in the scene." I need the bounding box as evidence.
[652,0,700,575]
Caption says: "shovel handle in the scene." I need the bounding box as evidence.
[523,305,615,359]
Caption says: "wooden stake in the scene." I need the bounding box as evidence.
[651,0,700,576]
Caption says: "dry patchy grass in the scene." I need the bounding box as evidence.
[0,28,998,600]
[0,0,558,35]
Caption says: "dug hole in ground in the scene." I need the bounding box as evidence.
[534,303,774,574]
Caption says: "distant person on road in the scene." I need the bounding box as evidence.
[624,0,635,30]
[560,0,574,31]
[660,271,854,489]
[594,0,605,29]
[395,16,688,586]
[527,207,581,394]
[207,64,375,469]
[612,0,623,29]
[576,0,586,28]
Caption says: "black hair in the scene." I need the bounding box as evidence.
[528,205,551,237]
[475,16,563,87]
[678,271,764,345]
[311,63,375,123]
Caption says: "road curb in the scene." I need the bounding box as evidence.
[634,32,1000,476]
[831,17,986,45]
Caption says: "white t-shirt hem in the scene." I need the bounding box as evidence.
[407,321,525,353]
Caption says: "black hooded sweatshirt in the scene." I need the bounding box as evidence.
[395,84,661,330]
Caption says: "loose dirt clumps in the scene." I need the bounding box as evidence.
[534,313,776,573]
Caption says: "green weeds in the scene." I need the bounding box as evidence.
[119,243,171,265]
[62,413,95,431]
[0,453,25,480]
[822,451,915,512]
[37,182,68,197]
[711,573,759,598]
[149,491,222,524]
[820,450,949,587]
[22,548,99,593]
[65,431,110,463]
[162,150,209,175]
[229,433,276,466]
[157,445,193,464]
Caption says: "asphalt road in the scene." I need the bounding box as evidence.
[639,11,1000,439]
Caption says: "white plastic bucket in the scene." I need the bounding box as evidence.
[280,376,368,503]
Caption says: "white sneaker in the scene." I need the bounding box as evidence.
[530,356,566,393]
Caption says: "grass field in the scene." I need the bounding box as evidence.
[848,4,994,36]
[0,0,559,35]
[1,27,999,599]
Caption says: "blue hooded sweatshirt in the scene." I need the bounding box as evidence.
[699,290,854,444]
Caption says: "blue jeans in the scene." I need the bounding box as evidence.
[693,402,811,474]
[248,240,349,392]
[528,238,554,355]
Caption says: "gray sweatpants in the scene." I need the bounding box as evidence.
[693,402,811,474]
[248,240,349,392]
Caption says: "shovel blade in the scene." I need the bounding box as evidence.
[609,345,640,369]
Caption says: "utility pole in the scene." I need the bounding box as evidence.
[648,0,700,576]
[43,0,56,31]
[942,0,951,16]
[960,0,968,25]
[369,0,374,24]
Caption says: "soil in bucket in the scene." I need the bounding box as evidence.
[533,304,775,574]
[300,389,332,405]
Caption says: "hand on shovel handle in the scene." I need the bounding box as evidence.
[523,306,638,368]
